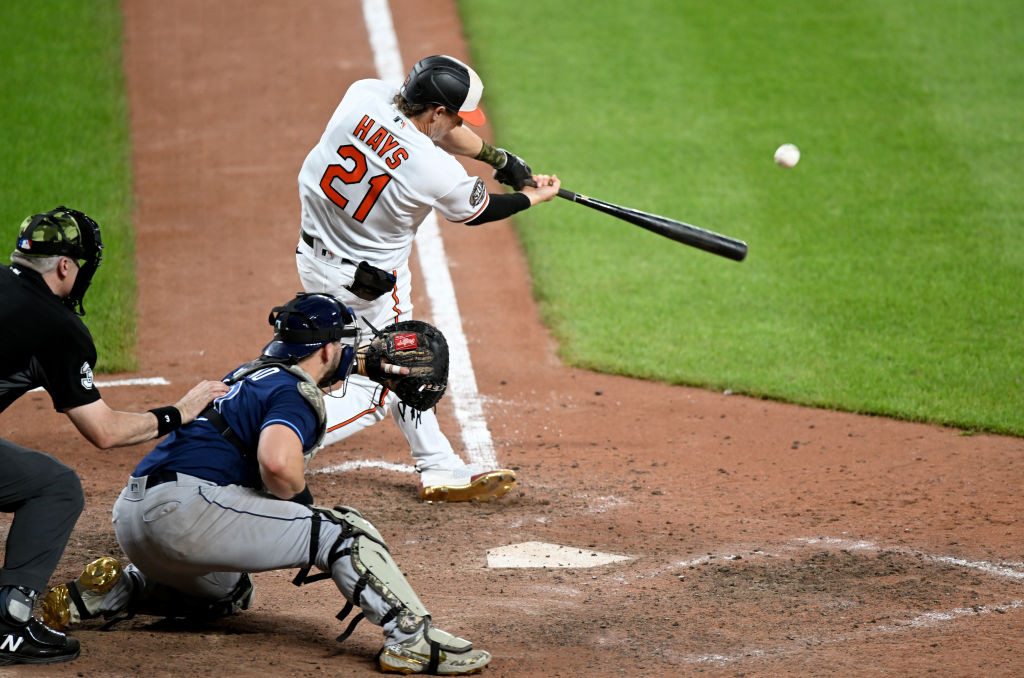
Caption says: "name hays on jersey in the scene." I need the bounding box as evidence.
[353,115,409,170]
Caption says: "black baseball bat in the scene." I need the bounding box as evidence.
[554,188,748,262]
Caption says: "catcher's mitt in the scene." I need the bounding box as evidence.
[363,320,448,411]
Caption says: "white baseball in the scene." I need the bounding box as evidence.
[774,143,800,169]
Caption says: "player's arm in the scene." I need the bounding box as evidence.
[256,424,308,500]
[438,127,535,191]
[436,124,485,157]
[65,379,229,449]
[466,174,561,225]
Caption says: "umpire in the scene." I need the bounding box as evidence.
[0,206,227,665]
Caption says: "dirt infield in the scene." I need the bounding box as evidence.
[2,1,1022,676]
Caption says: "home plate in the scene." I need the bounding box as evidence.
[486,541,632,569]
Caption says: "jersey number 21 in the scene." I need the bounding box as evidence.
[319,144,393,222]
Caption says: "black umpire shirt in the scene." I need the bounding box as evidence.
[0,263,101,414]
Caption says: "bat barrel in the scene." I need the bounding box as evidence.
[556,189,747,261]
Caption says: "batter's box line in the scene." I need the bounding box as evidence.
[686,600,1024,667]
[675,535,1024,666]
[674,537,1024,582]
[793,536,1024,581]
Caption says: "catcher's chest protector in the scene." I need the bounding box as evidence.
[226,358,328,463]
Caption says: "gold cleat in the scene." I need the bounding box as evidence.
[419,469,517,503]
[39,583,72,630]
[378,621,491,675]
[40,557,122,630]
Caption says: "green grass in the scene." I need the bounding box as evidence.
[3,1,1019,434]
[459,0,1024,435]
[0,0,135,371]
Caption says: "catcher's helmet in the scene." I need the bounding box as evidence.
[263,293,359,385]
[16,206,104,316]
[400,55,485,126]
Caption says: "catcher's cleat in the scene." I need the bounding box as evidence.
[378,620,490,675]
[0,617,80,665]
[418,468,516,503]
[40,557,122,631]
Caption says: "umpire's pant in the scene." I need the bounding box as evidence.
[0,438,84,593]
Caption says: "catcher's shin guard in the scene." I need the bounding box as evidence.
[295,506,429,640]
[40,557,122,631]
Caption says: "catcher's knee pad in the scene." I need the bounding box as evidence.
[295,505,428,638]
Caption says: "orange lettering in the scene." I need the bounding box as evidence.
[366,127,388,152]
[377,134,400,157]
[353,115,374,141]
[387,148,408,169]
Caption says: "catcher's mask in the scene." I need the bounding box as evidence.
[400,54,485,126]
[16,206,104,316]
[262,293,359,388]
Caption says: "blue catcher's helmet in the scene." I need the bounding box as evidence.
[263,293,358,385]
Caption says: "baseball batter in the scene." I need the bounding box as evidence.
[41,293,491,675]
[296,54,560,502]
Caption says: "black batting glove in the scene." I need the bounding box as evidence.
[494,149,532,190]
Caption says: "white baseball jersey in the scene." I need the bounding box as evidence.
[298,79,489,272]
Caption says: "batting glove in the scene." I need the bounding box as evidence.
[494,149,533,190]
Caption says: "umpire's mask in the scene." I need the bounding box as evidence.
[16,206,104,316]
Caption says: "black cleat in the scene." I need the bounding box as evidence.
[0,617,81,665]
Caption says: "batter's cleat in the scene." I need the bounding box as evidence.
[40,556,122,631]
[0,617,80,665]
[418,467,516,503]
[378,621,490,675]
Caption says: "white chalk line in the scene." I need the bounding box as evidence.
[96,377,170,387]
[31,377,170,393]
[361,0,497,469]
[796,536,1024,581]
[681,536,1024,666]
[311,460,416,475]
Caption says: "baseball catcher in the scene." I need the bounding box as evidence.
[40,293,490,675]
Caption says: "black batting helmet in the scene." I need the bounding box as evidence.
[400,55,485,126]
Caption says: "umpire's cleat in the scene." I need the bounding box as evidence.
[40,556,122,631]
[378,621,490,675]
[0,617,80,665]
[418,467,516,503]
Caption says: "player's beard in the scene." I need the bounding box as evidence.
[317,344,344,389]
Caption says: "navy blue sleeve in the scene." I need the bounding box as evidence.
[261,383,320,448]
